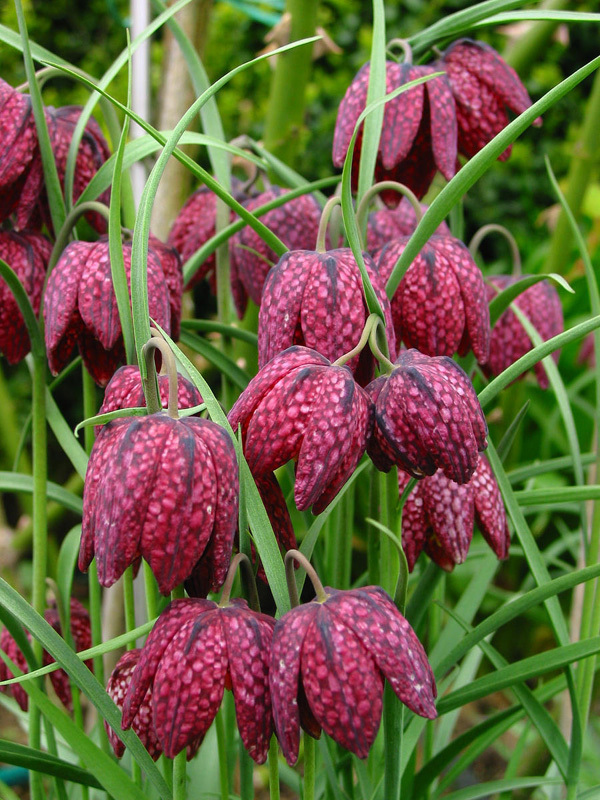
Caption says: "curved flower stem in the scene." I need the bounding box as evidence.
[218,552,261,612]
[316,196,342,253]
[468,224,522,276]
[386,38,413,64]
[355,181,423,235]
[142,332,179,418]
[285,550,327,606]
[369,319,394,371]
[333,313,380,367]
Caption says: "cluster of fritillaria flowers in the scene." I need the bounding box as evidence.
[0,24,567,786]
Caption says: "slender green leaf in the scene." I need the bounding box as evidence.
[357,0,385,202]
[181,319,258,346]
[0,740,102,790]
[0,472,82,515]
[45,388,88,479]
[179,330,250,390]
[436,777,562,800]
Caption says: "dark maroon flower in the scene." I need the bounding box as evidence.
[374,233,490,361]
[270,585,436,765]
[0,80,40,223]
[44,236,182,386]
[480,275,563,389]
[0,230,52,364]
[168,178,250,291]
[122,597,275,763]
[228,346,373,513]
[0,599,92,712]
[15,105,111,233]
[258,247,396,385]
[333,61,456,204]
[367,349,487,484]
[437,39,541,161]
[366,198,450,252]
[229,187,322,317]
[105,649,163,760]
[80,413,238,595]
[399,454,509,571]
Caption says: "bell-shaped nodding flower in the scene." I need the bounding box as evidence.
[80,412,238,596]
[479,275,563,390]
[0,599,93,712]
[399,454,510,571]
[0,230,52,364]
[436,39,541,161]
[98,365,202,417]
[229,187,322,317]
[270,584,437,765]
[374,233,490,362]
[121,597,275,763]
[228,346,373,514]
[367,349,487,485]
[258,248,396,386]
[333,60,457,204]
[44,236,182,387]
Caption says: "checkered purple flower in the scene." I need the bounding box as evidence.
[367,349,487,484]
[270,585,437,764]
[121,598,275,763]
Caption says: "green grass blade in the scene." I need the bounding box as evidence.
[0,740,102,790]
[356,0,385,202]
[44,387,88,480]
[179,330,250,390]
[0,472,82,515]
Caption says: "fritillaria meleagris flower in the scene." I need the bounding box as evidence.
[105,649,163,760]
[399,454,509,571]
[374,233,490,361]
[436,39,541,161]
[258,247,396,385]
[367,349,487,484]
[80,412,238,596]
[121,598,275,763]
[0,229,52,364]
[333,61,456,204]
[480,275,563,389]
[228,346,373,513]
[168,177,250,290]
[0,79,40,223]
[0,599,92,712]
[229,187,322,317]
[15,105,111,233]
[366,197,450,252]
[270,585,437,765]
[44,236,182,386]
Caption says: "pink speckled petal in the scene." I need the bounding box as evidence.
[122,598,215,729]
[425,69,457,181]
[327,586,437,718]
[333,63,370,168]
[269,603,318,765]
[153,611,228,757]
[301,605,384,759]
[471,455,510,559]
[398,473,427,571]
[423,471,474,569]
[44,240,93,356]
[77,240,121,350]
[0,627,30,711]
[221,601,275,764]
[380,63,424,171]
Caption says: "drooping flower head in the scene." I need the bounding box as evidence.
[399,454,509,571]
[44,236,182,386]
[228,346,373,513]
[258,247,396,385]
[270,582,437,765]
[0,230,52,364]
[0,80,40,223]
[80,409,238,596]
[367,349,487,484]
[436,39,541,161]
[480,275,563,389]
[374,233,490,362]
[0,598,92,712]
[333,59,457,204]
[229,187,322,317]
[121,597,275,763]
